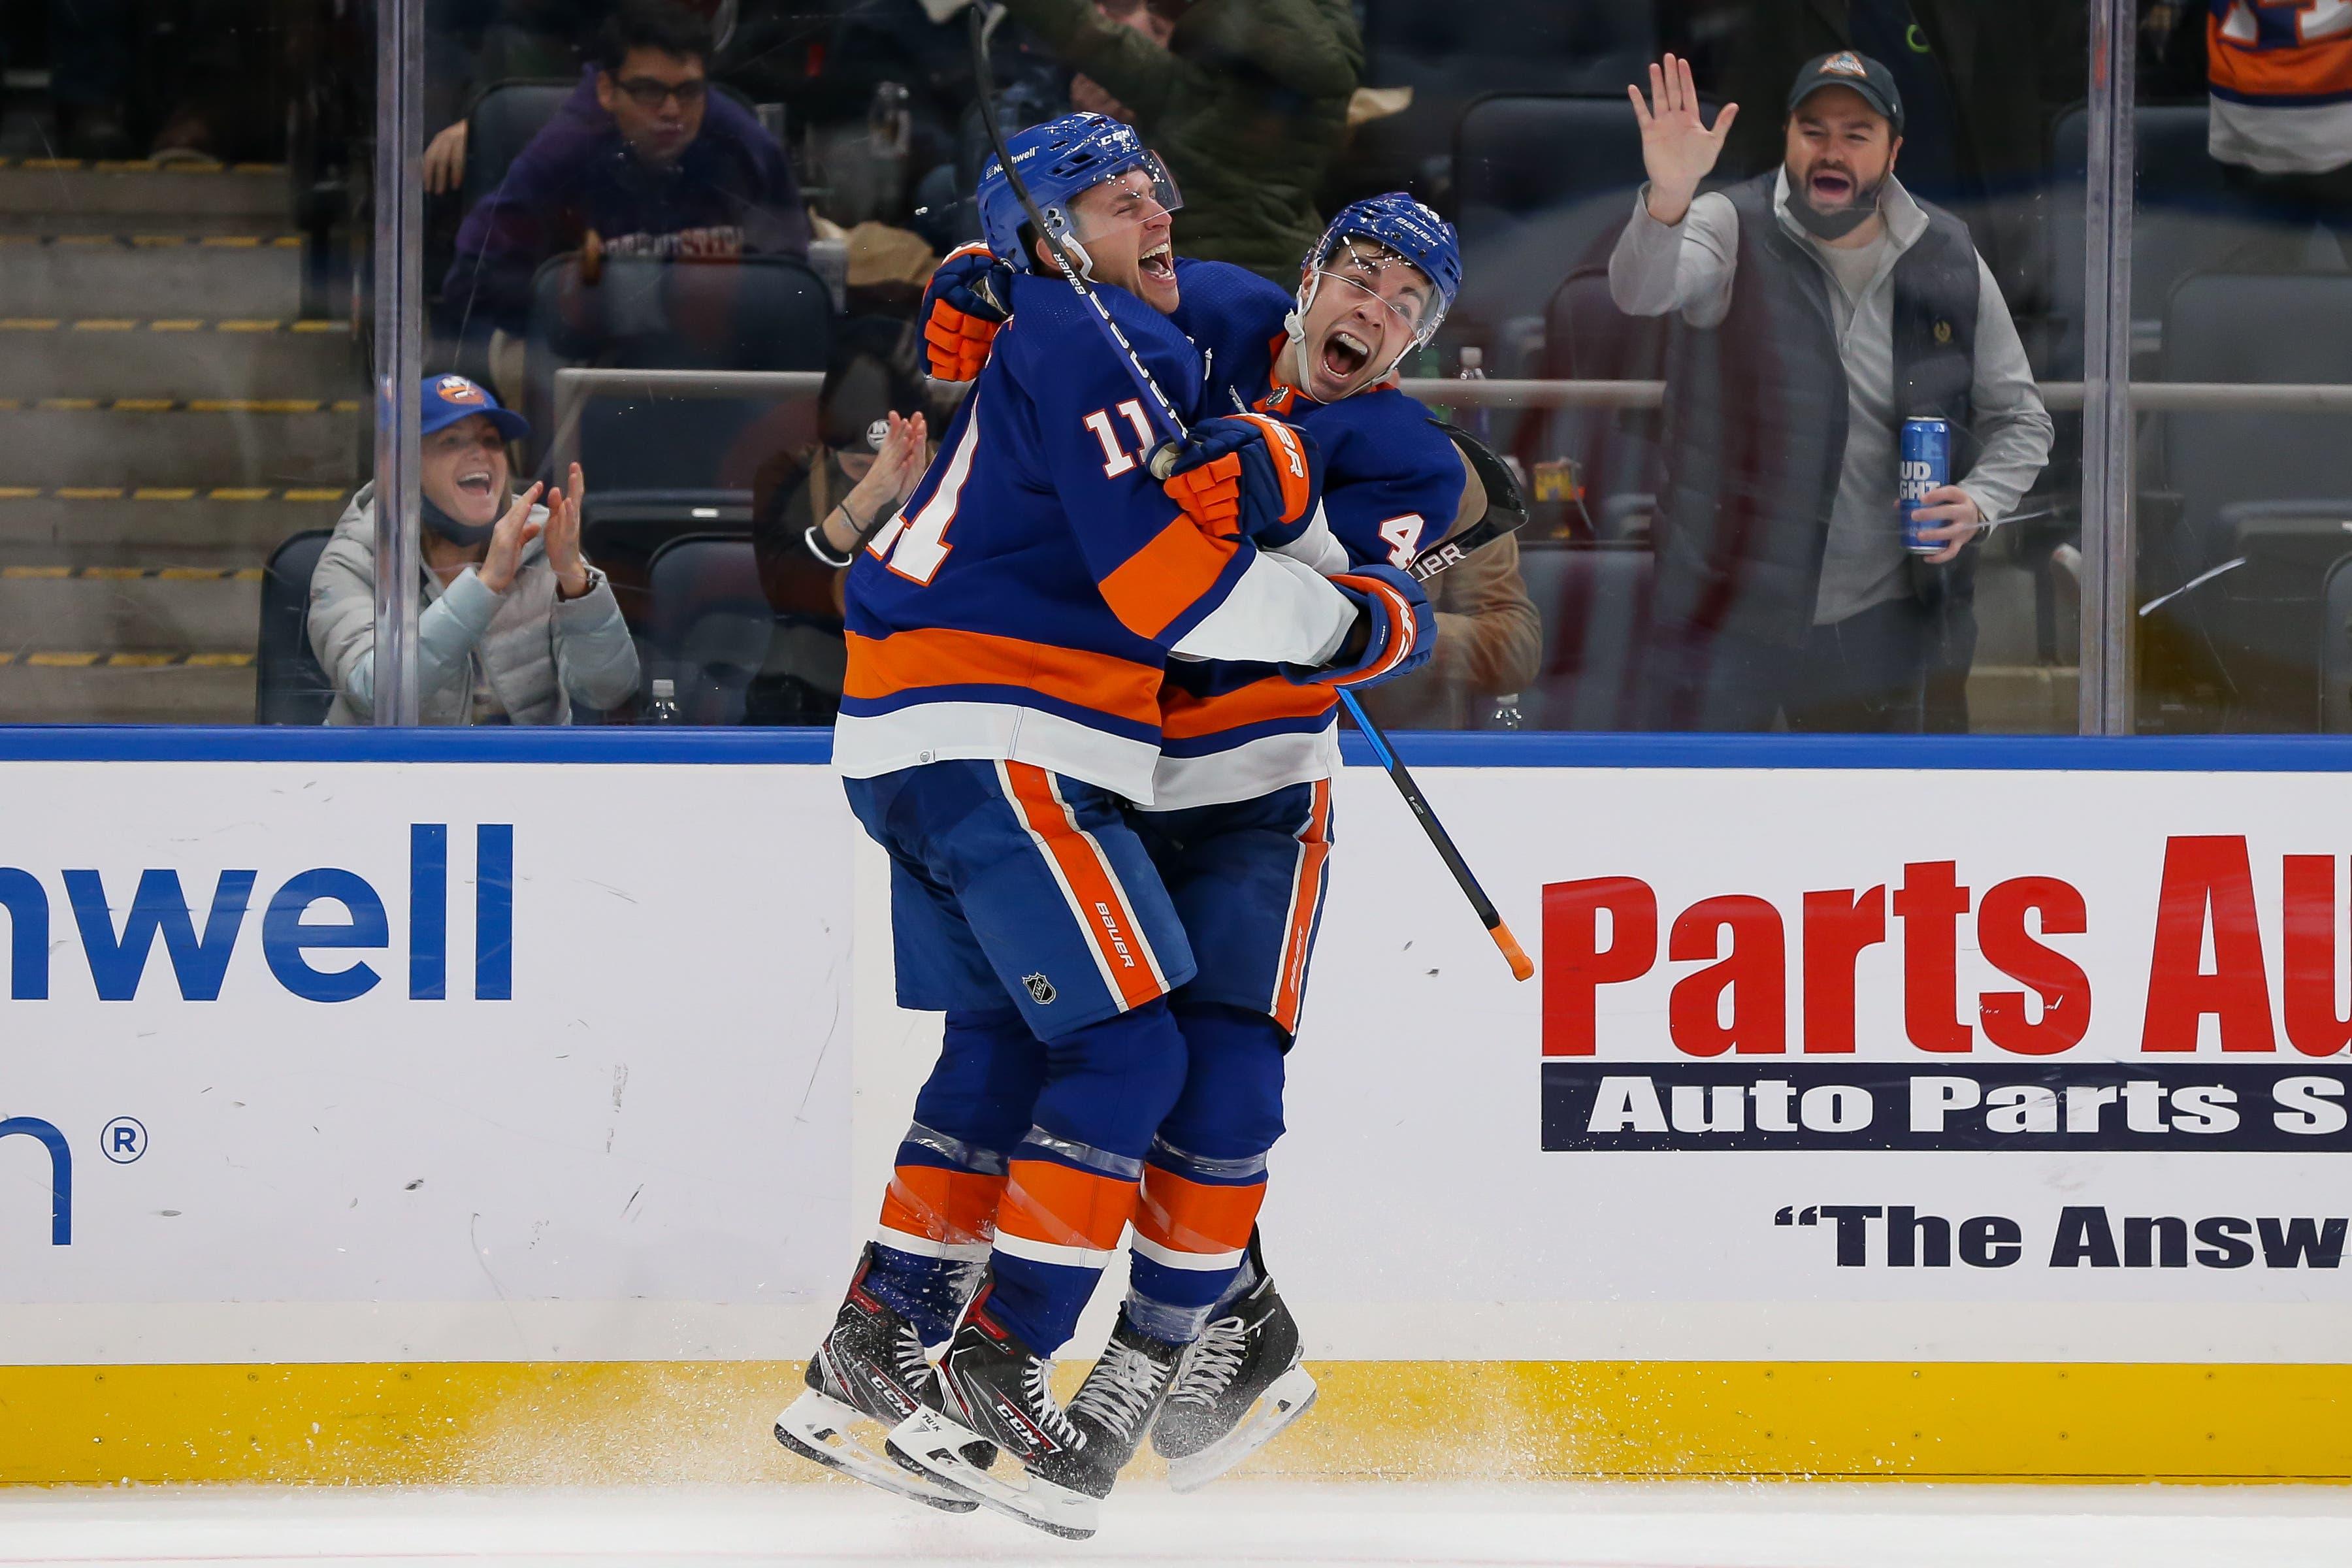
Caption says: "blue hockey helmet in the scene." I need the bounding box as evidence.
[1298,192,1462,354]
[976,112,1181,276]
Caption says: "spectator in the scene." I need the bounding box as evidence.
[1357,461,1542,729]
[308,375,640,725]
[1068,0,1172,125]
[1684,0,2080,302]
[744,330,933,725]
[1609,52,2052,732]
[2207,0,2352,267]
[990,0,1362,282]
[440,0,811,347]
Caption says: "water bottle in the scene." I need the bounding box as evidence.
[1486,693,1525,730]
[1457,344,1491,445]
[1416,342,1450,423]
[647,678,681,726]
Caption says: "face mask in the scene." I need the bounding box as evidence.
[1788,170,1885,240]
[421,491,496,549]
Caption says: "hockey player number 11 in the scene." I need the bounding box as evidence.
[1084,400,1157,478]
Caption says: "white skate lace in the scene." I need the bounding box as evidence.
[1067,1338,1168,1439]
[1167,1315,1248,1408]
[1022,1357,1088,1450]
[890,1320,931,1390]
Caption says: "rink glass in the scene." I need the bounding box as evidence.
[23,1,2319,739]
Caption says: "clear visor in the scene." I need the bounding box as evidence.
[1309,237,1444,342]
[1045,154,1183,250]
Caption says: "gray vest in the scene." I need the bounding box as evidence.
[1656,172,1983,645]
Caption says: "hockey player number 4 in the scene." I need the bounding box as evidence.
[1378,514,1427,569]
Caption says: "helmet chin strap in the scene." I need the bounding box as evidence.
[1036,204,1100,282]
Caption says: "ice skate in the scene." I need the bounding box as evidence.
[774,1247,978,1512]
[885,1282,1104,1539]
[1026,1311,1184,1503]
[1153,1268,1318,1492]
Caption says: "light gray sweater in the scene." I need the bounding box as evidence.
[1608,170,2054,625]
[307,483,641,725]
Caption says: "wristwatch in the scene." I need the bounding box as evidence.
[557,564,604,602]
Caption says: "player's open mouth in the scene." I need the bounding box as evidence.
[1320,328,1371,382]
[1138,242,1174,284]
[1809,169,1855,204]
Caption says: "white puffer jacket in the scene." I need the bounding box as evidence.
[307,483,640,725]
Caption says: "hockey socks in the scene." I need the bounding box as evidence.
[1127,1143,1269,1341]
[982,1000,1186,1354]
[1127,1001,1286,1341]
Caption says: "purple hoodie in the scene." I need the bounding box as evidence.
[442,67,812,337]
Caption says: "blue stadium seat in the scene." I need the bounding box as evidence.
[525,253,833,493]
[1518,541,1654,731]
[255,527,337,726]
[642,532,770,725]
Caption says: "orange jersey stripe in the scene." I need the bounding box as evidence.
[877,1164,1005,1247]
[1160,672,1337,740]
[843,626,1162,727]
[2210,23,2352,98]
[998,1156,1140,1253]
[1002,762,1169,1010]
[1271,776,1334,1033]
[1100,515,1241,640]
[1136,1166,1267,1256]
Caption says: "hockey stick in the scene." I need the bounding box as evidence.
[968,9,1531,984]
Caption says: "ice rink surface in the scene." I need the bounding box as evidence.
[0,1482,2344,1568]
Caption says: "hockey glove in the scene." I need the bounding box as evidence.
[1158,414,1322,546]
[1286,564,1437,690]
[921,243,1011,382]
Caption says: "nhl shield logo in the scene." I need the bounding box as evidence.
[1023,972,1058,1005]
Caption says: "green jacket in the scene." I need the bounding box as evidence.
[998,0,1361,282]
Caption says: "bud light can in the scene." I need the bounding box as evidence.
[1899,417,1951,556]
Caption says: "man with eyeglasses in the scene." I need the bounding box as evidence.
[440,0,809,354]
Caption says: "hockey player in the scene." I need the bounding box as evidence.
[776,114,1435,1539]
[909,195,1471,1493]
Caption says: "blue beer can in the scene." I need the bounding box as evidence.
[1900,416,1952,556]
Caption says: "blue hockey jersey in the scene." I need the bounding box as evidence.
[1152,260,1465,808]
[833,270,1360,804]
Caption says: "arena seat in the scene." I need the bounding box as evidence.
[2319,554,2352,734]
[2048,103,2261,374]
[1531,265,1666,538]
[2148,272,2352,728]
[525,253,832,493]
[460,80,578,215]
[583,489,754,629]
[642,532,772,725]
[1518,541,1654,730]
[255,528,337,726]
[1450,94,1663,345]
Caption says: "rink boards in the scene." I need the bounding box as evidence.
[2,728,2351,1483]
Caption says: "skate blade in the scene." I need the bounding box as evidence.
[887,1407,1099,1541]
[1164,1365,1320,1494]
[774,1390,979,1512]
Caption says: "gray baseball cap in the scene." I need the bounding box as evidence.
[1787,50,1904,137]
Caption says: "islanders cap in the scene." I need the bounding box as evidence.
[1787,50,1904,137]
[419,374,529,442]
